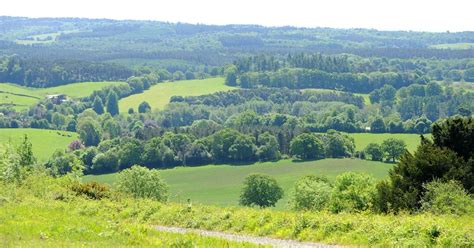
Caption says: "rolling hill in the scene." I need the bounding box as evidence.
[84,158,392,208]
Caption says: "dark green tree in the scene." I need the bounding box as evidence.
[77,118,102,146]
[92,96,104,115]
[364,143,383,161]
[138,101,151,113]
[256,132,281,161]
[290,133,324,160]
[239,173,283,208]
[224,65,238,86]
[381,138,407,162]
[432,116,474,161]
[370,117,386,133]
[376,138,466,212]
[229,135,257,162]
[106,91,119,116]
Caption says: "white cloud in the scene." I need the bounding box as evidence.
[1,0,473,32]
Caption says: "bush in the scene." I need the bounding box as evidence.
[329,172,376,213]
[239,173,283,208]
[116,165,168,201]
[69,181,110,200]
[420,180,473,215]
[290,175,332,211]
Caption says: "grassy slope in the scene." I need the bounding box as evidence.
[85,158,392,208]
[0,82,126,111]
[349,133,428,153]
[5,176,471,247]
[153,203,474,247]
[119,77,235,112]
[0,177,260,247]
[0,128,78,161]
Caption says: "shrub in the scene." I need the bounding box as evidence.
[116,165,168,201]
[239,173,283,208]
[290,175,332,211]
[420,180,473,215]
[68,140,84,152]
[69,182,110,200]
[329,172,376,213]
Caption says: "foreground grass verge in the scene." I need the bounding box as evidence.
[2,175,472,247]
[0,177,262,247]
[153,203,473,247]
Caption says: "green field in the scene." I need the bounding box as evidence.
[430,43,474,49]
[84,132,424,208]
[85,158,392,208]
[119,77,235,112]
[0,82,126,111]
[349,133,427,153]
[0,128,78,161]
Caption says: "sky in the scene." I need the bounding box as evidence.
[1,0,473,32]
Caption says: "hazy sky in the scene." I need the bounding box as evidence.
[1,0,473,32]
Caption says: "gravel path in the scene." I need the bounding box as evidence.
[154,226,341,248]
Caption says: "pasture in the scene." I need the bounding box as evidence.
[118,77,235,112]
[0,82,126,111]
[348,133,426,153]
[84,158,392,208]
[0,128,78,161]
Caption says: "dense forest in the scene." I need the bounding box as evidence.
[0,16,473,86]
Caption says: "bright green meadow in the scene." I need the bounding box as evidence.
[349,132,427,153]
[0,128,78,161]
[119,77,235,112]
[0,82,126,111]
[85,158,392,208]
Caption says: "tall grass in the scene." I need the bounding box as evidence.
[2,175,473,247]
[0,175,261,247]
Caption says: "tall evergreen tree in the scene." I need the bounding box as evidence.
[106,92,119,116]
[17,134,36,167]
[92,96,104,115]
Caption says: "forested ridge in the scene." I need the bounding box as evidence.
[0,16,474,88]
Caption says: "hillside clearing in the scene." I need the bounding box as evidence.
[430,43,474,49]
[348,133,427,153]
[118,77,235,112]
[0,128,78,161]
[0,82,126,111]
